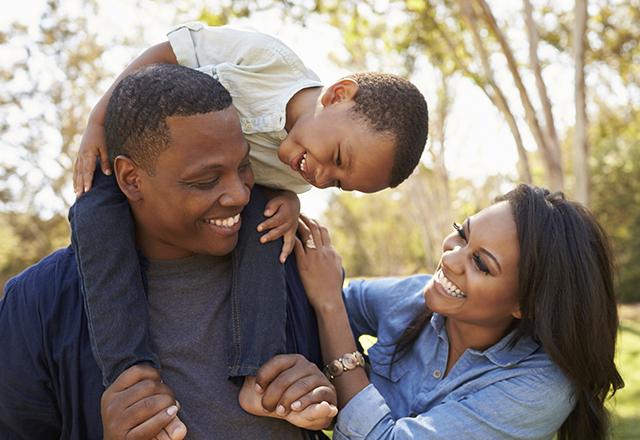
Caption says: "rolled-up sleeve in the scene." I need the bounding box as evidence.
[333,367,573,439]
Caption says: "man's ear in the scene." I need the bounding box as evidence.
[113,156,143,202]
[320,78,359,107]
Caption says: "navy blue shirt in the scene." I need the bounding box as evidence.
[0,247,320,439]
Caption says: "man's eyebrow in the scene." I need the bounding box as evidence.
[467,218,502,273]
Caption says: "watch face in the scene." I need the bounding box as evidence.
[328,360,344,377]
[342,353,358,369]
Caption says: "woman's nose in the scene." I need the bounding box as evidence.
[442,245,465,274]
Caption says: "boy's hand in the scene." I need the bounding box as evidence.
[101,364,187,440]
[253,354,337,416]
[239,376,337,430]
[257,191,300,263]
[74,120,111,196]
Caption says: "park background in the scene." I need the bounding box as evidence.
[0,0,638,437]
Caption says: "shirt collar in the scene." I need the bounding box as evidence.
[431,313,540,367]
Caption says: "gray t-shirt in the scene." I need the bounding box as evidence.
[146,254,305,440]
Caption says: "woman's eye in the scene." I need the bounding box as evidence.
[473,253,490,275]
[453,222,467,241]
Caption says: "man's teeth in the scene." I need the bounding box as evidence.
[300,153,307,172]
[436,270,466,298]
[205,214,240,228]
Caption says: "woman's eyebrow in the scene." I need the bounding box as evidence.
[467,218,502,273]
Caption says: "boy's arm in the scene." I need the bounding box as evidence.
[74,42,177,193]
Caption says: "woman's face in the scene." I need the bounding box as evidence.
[424,201,521,329]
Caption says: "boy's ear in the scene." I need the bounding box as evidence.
[512,307,522,320]
[113,156,143,202]
[320,78,359,107]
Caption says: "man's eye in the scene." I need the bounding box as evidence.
[190,179,219,190]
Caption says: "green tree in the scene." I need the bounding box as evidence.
[590,106,640,303]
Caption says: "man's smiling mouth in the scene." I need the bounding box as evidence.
[203,214,240,228]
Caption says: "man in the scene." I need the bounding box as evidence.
[0,64,334,439]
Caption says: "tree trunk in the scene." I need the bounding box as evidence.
[459,0,533,184]
[573,0,589,204]
[474,0,564,190]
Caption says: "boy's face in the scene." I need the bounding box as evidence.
[120,108,254,260]
[278,84,395,193]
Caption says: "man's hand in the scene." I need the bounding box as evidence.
[73,120,111,196]
[101,364,187,440]
[257,191,301,263]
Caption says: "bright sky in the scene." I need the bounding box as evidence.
[1,0,582,218]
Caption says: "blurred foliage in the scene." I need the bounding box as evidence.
[0,0,639,307]
[590,106,640,303]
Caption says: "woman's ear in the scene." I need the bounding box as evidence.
[320,78,359,107]
[113,156,143,202]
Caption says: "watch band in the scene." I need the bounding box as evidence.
[323,351,366,381]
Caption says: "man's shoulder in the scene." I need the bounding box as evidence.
[3,247,80,313]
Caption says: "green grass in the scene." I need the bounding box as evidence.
[610,304,640,439]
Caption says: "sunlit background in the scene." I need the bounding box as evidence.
[1,0,639,436]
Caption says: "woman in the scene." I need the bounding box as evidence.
[253,184,623,439]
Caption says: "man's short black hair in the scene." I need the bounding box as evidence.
[104,64,233,173]
[348,72,428,188]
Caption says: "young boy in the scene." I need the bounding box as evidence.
[72,22,428,423]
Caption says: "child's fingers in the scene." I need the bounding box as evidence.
[264,198,284,217]
[98,144,112,176]
[287,385,337,412]
[80,152,97,193]
[280,233,296,263]
[298,401,338,421]
[164,416,188,440]
[257,214,284,233]
[259,223,289,244]
[73,157,84,196]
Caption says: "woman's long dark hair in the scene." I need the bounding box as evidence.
[394,184,624,439]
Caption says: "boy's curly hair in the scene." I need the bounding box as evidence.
[348,72,428,188]
[105,64,232,174]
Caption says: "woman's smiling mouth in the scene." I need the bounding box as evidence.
[434,269,467,298]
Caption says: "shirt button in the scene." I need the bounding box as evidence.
[433,369,442,379]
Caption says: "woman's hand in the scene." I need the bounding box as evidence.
[294,215,344,312]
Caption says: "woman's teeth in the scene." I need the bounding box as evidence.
[436,270,466,298]
[205,214,240,228]
[300,153,307,172]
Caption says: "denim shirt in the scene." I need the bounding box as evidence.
[333,275,575,440]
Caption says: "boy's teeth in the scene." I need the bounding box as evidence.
[300,154,307,172]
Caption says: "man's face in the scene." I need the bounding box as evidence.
[131,108,254,260]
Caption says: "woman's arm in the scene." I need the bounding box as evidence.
[294,216,370,408]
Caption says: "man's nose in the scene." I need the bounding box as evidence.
[219,176,251,207]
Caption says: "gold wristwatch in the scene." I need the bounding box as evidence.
[323,351,366,381]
